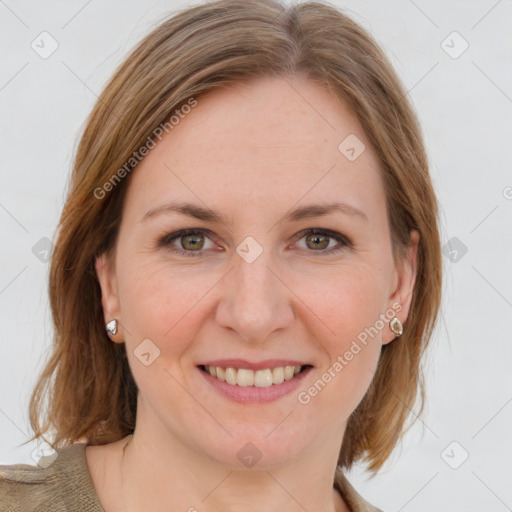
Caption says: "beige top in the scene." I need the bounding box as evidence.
[0,443,383,511]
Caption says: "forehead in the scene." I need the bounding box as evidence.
[123,75,387,230]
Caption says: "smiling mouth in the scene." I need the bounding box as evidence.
[199,364,312,387]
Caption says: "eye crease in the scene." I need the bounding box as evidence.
[157,228,352,258]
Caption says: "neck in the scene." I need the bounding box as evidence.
[117,418,349,512]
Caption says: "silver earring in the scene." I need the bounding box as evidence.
[389,317,403,336]
[106,319,118,336]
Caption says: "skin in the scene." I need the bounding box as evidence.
[89,75,419,512]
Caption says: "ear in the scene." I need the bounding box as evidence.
[382,229,420,345]
[95,252,124,343]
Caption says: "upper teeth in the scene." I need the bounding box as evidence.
[205,365,302,387]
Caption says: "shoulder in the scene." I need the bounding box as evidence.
[0,443,103,512]
[334,468,385,512]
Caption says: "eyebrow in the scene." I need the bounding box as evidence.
[141,201,368,224]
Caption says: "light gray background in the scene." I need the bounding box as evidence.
[1,1,511,510]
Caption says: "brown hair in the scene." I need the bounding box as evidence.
[27,0,442,474]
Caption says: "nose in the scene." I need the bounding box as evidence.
[215,245,295,342]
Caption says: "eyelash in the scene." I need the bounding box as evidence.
[157,228,351,258]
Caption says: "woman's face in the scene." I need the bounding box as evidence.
[96,76,418,468]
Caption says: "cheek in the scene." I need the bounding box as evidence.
[302,260,389,341]
[300,264,387,408]
[117,260,207,407]
[117,257,217,355]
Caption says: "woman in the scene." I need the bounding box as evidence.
[0,0,442,510]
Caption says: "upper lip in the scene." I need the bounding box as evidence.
[198,359,311,371]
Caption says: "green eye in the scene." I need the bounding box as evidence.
[295,228,350,255]
[158,228,351,258]
[159,229,214,257]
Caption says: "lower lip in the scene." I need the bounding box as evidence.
[198,366,313,404]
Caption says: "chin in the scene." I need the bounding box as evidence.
[197,428,313,470]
